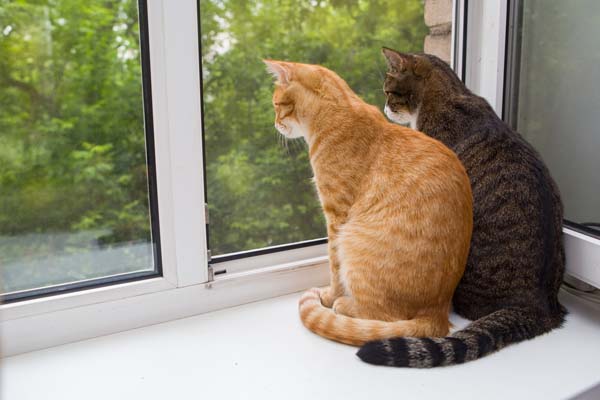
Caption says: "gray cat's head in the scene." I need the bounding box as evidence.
[381,48,465,127]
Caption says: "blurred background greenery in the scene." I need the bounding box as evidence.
[0,0,426,292]
[200,0,427,254]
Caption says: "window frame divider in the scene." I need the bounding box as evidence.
[462,0,508,117]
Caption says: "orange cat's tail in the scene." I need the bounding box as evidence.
[298,288,434,347]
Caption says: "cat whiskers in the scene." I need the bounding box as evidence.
[294,137,306,152]
[276,132,306,157]
[275,131,291,155]
[289,137,305,155]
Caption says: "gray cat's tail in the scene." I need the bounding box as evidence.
[356,306,566,368]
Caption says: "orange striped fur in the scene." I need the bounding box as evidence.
[264,60,473,346]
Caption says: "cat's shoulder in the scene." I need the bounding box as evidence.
[457,126,547,175]
[451,94,497,117]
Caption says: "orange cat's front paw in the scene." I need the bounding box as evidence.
[319,287,337,308]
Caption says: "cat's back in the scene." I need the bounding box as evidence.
[351,119,473,258]
[383,122,468,180]
[448,95,554,186]
[443,93,564,319]
[443,94,554,186]
[351,104,465,175]
[368,123,473,213]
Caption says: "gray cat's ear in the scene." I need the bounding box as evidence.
[381,47,412,73]
[412,55,432,79]
[263,59,291,85]
[381,48,431,79]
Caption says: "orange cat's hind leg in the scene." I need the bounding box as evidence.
[320,286,343,308]
[332,296,358,317]
[332,297,376,320]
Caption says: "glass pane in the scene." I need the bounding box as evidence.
[0,0,158,296]
[200,0,429,255]
[515,0,600,231]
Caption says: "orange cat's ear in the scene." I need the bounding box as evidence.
[263,59,291,85]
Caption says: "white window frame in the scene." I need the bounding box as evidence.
[0,0,329,357]
[10,0,595,359]
[462,0,508,115]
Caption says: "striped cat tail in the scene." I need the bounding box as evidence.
[299,288,443,346]
[357,306,566,368]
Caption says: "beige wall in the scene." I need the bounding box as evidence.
[424,0,453,63]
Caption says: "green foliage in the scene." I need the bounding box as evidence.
[200,0,427,254]
[0,0,426,289]
[0,0,151,289]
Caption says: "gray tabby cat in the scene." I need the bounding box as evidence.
[357,48,566,368]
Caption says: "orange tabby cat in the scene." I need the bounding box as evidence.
[264,60,473,346]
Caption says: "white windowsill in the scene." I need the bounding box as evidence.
[2,290,600,400]
[0,259,330,357]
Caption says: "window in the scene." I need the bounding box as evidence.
[0,0,456,357]
[504,0,600,238]
[503,0,600,289]
[0,0,160,301]
[199,0,434,258]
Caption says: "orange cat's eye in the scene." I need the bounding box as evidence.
[274,101,291,107]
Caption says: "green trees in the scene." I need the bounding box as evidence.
[200,0,427,254]
[1,0,152,290]
[1,0,147,237]
[0,0,426,289]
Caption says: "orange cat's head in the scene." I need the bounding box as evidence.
[263,60,359,141]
